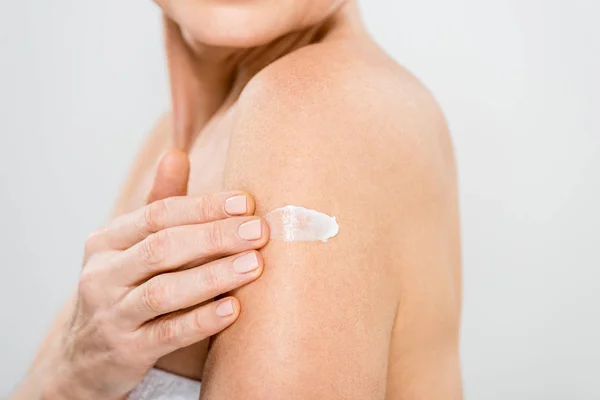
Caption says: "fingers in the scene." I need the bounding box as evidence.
[99,191,256,252]
[83,149,192,259]
[141,297,240,359]
[119,250,263,325]
[147,148,190,204]
[113,216,270,285]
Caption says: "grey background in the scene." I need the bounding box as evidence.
[1,0,598,398]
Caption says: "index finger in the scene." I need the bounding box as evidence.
[101,191,256,251]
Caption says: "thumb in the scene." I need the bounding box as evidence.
[147,148,190,204]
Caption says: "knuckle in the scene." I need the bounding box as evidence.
[141,277,170,315]
[139,230,170,268]
[78,270,97,300]
[84,228,106,257]
[204,220,224,253]
[201,265,222,291]
[143,199,168,233]
[154,318,180,345]
[196,194,215,222]
[192,309,208,334]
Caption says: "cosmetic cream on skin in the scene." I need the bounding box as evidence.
[265,205,339,243]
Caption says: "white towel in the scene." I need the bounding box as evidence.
[127,368,201,400]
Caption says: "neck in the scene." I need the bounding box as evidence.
[163,1,364,149]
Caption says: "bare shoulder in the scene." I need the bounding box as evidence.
[232,38,457,204]
[228,36,461,308]
[229,39,458,252]
[207,39,462,398]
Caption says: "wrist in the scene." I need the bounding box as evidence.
[41,363,93,400]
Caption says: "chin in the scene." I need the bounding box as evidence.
[158,0,342,48]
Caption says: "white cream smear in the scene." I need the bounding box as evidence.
[265,205,340,243]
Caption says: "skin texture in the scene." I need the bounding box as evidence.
[15,1,462,398]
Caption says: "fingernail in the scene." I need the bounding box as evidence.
[225,195,248,215]
[233,252,259,274]
[216,300,235,317]
[238,219,262,241]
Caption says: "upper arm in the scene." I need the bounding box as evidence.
[200,53,461,399]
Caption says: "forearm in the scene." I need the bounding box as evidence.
[11,365,80,400]
[11,296,76,399]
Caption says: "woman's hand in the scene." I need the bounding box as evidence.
[44,151,269,399]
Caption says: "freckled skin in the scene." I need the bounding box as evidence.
[26,1,462,399]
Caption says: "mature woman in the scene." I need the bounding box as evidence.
[13,0,462,398]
